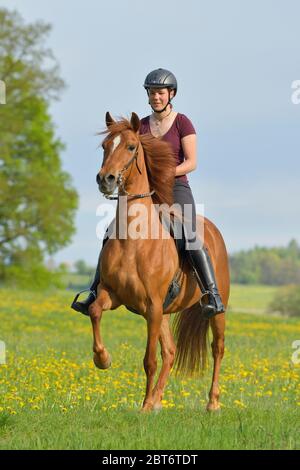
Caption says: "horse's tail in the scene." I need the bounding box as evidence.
[173,303,209,376]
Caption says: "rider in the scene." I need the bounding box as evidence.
[71,68,224,318]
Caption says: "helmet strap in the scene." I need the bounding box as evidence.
[147,88,173,113]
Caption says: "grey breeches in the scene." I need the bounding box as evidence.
[172,180,200,249]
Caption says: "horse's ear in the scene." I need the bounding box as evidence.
[106,112,115,128]
[131,112,140,133]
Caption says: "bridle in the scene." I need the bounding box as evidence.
[103,141,155,201]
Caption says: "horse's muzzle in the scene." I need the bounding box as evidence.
[96,172,117,195]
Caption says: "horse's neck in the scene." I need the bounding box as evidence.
[115,148,159,241]
[123,146,150,195]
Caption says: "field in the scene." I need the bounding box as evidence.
[0,284,299,450]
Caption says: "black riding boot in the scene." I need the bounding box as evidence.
[71,235,109,316]
[187,246,225,319]
[70,258,100,316]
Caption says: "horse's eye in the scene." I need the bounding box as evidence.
[128,145,136,152]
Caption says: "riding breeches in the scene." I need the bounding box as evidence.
[172,179,201,250]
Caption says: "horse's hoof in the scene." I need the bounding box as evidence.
[93,351,112,370]
[140,402,154,413]
[152,402,163,413]
[206,402,221,412]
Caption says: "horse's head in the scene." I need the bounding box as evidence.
[97,112,142,195]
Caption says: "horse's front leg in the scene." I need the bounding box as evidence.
[142,300,163,412]
[89,287,120,370]
[151,314,176,411]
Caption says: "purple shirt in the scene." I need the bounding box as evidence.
[140,113,196,183]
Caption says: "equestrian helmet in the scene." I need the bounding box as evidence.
[143,68,177,96]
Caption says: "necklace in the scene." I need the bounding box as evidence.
[152,108,173,127]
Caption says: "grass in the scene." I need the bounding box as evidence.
[0,284,299,450]
[228,284,278,313]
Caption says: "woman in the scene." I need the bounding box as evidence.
[72,68,224,318]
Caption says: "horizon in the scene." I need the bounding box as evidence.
[47,236,300,270]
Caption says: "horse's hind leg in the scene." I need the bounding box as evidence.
[206,313,225,411]
[151,314,176,411]
[89,287,120,370]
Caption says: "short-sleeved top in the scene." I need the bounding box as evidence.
[140,113,196,183]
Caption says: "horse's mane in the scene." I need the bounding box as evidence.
[99,117,176,207]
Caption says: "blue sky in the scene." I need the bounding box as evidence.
[1,0,300,265]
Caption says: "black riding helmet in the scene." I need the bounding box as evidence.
[143,68,177,113]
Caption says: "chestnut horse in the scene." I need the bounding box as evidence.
[90,112,230,412]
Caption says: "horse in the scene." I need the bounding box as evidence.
[89,111,230,412]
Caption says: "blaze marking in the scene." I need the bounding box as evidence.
[111,134,121,155]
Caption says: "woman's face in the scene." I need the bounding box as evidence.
[148,87,175,112]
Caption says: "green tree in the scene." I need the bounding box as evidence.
[229,240,300,286]
[74,259,88,275]
[74,259,95,276]
[0,8,78,283]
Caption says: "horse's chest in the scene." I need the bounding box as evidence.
[103,257,144,298]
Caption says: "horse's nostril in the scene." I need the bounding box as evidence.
[96,173,115,186]
[105,174,115,183]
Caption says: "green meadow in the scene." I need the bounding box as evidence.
[0,284,299,450]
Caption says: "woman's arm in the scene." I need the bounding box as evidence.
[175,134,197,177]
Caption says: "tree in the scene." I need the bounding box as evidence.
[229,240,300,286]
[0,8,78,282]
[74,259,95,276]
[74,259,88,275]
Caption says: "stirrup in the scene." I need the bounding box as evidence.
[71,289,96,305]
[200,290,225,317]
[199,290,212,308]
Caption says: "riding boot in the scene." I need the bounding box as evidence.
[70,256,100,316]
[187,245,225,319]
[71,235,109,316]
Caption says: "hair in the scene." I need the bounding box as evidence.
[99,117,177,207]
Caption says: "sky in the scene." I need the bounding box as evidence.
[1,0,300,266]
